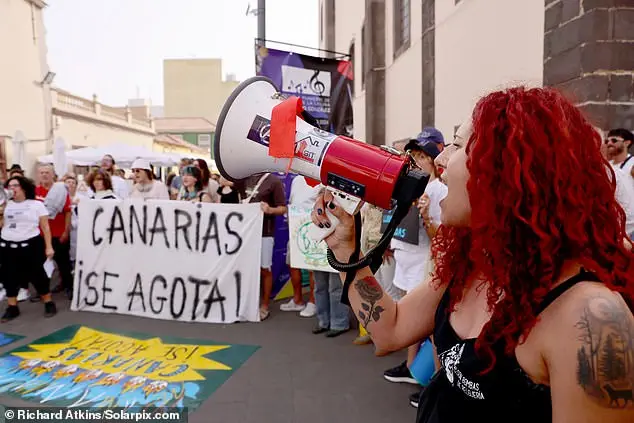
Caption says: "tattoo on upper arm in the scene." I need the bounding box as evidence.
[575,295,634,409]
[354,277,385,330]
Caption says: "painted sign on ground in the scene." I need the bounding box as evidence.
[0,333,23,348]
[288,205,335,273]
[71,200,263,323]
[0,325,259,411]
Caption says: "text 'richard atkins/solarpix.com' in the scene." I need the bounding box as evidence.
[0,406,188,423]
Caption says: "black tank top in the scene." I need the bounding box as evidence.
[417,270,599,423]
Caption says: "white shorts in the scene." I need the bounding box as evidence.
[261,237,275,270]
[393,249,428,293]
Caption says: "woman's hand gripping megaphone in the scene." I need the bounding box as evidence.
[310,189,358,263]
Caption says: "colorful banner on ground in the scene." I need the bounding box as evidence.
[71,200,263,323]
[0,325,258,411]
[288,205,335,273]
[255,46,354,137]
[0,333,23,348]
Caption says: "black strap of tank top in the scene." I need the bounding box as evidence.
[536,269,600,315]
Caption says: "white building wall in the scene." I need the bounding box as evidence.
[322,0,366,140]
[0,0,52,173]
[53,117,154,151]
[434,0,544,140]
[385,0,423,144]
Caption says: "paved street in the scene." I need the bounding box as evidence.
[0,294,416,423]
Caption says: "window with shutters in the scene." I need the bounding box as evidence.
[197,134,211,147]
[393,0,411,59]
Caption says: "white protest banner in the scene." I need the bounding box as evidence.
[71,199,263,323]
[288,205,336,273]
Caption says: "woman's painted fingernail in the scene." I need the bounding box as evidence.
[328,202,336,210]
[324,222,331,228]
[318,223,324,228]
[317,208,323,215]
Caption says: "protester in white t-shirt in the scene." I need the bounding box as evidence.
[0,176,57,322]
[280,175,321,317]
[606,128,634,188]
[600,133,634,239]
[613,166,634,239]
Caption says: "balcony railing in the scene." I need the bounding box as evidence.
[52,89,155,132]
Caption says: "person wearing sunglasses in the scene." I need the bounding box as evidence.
[129,159,169,200]
[605,129,634,183]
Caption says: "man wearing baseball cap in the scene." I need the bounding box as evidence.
[411,126,445,152]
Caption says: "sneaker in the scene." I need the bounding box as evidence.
[384,361,417,384]
[259,307,270,321]
[312,325,329,335]
[1,305,20,322]
[44,301,57,318]
[299,302,316,317]
[17,288,29,302]
[0,288,6,302]
[325,328,349,338]
[279,299,305,312]
[353,334,372,345]
[409,390,422,408]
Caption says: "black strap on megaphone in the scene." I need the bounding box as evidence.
[326,169,429,306]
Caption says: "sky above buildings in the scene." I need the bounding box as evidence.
[44,0,319,107]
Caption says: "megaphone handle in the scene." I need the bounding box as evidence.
[306,208,340,243]
[307,188,360,243]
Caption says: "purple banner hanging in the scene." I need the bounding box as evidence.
[255,45,354,298]
[271,172,296,297]
[254,45,354,137]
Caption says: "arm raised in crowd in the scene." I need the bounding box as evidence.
[312,190,445,354]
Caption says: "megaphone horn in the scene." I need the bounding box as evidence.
[214,76,429,241]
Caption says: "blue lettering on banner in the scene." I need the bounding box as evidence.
[394,228,407,238]
[381,206,420,246]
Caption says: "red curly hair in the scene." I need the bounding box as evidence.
[431,86,634,372]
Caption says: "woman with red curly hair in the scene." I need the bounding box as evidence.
[312,87,634,422]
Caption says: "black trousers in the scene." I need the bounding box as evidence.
[52,237,72,289]
[0,236,50,298]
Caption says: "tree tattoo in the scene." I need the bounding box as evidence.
[354,277,385,330]
[575,295,634,409]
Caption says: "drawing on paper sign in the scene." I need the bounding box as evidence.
[72,200,263,323]
[0,325,259,411]
[288,206,335,272]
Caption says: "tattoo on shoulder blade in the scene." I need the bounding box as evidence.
[575,295,634,409]
[354,277,385,329]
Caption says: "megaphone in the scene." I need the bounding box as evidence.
[215,75,427,218]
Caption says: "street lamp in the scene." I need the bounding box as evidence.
[41,71,56,85]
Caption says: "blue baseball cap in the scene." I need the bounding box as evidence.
[414,127,445,146]
[405,139,441,159]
